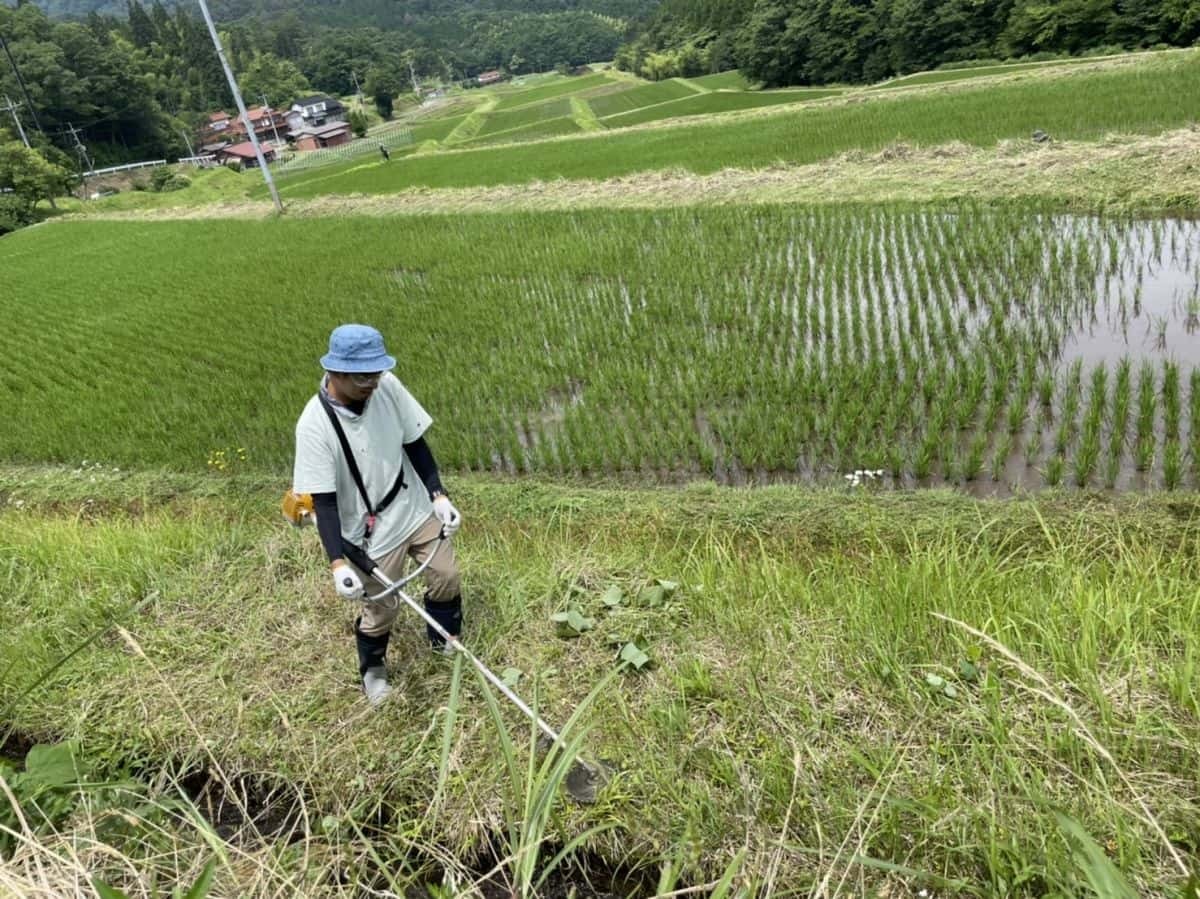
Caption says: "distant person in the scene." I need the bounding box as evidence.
[379,144,390,161]
[289,324,464,706]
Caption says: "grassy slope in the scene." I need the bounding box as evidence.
[2,467,1198,894]
[269,52,1200,198]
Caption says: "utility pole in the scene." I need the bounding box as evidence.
[64,122,93,172]
[2,94,29,147]
[195,0,282,214]
[259,93,282,146]
[178,127,196,158]
[407,57,421,98]
[351,70,363,102]
[0,29,41,136]
[63,121,91,201]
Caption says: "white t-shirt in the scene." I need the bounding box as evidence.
[293,372,434,557]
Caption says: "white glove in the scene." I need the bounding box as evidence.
[432,495,462,537]
[332,563,364,600]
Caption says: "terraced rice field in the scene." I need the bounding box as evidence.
[476,98,573,137]
[587,79,700,118]
[266,51,1200,196]
[686,70,755,91]
[601,88,842,129]
[491,72,618,111]
[3,204,1198,493]
[468,116,582,146]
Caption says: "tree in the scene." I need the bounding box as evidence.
[238,51,311,107]
[347,107,368,137]
[0,141,71,217]
[374,88,393,119]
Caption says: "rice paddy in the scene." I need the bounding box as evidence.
[599,88,842,129]
[586,79,701,118]
[264,50,1200,198]
[491,72,619,112]
[2,203,1198,493]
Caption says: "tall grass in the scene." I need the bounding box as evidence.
[1,472,1198,894]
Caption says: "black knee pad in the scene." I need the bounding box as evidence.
[424,595,462,646]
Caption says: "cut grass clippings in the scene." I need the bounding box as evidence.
[1,466,1199,895]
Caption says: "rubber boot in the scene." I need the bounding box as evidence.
[424,595,462,655]
[355,617,392,706]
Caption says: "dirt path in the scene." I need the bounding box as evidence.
[68,127,1200,222]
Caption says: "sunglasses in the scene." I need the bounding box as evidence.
[338,372,383,387]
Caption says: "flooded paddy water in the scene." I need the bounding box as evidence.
[492,211,1200,495]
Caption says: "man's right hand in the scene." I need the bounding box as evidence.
[332,561,364,600]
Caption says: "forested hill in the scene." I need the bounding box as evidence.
[2,0,653,168]
[616,0,1200,86]
[34,0,657,26]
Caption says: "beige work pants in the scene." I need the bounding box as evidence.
[351,515,461,637]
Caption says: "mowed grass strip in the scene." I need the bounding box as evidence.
[491,71,617,111]
[863,49,1183,91]
[269,52,1200,196]
[601,87,842,128]
[476,98,572,137]
[2,469,1198,894]
[586,78,700,118]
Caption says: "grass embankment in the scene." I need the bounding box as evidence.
[5,204,1200,490]
[1,468,1197,895]
[265,51,1200,198]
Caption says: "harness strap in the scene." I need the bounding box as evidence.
[318,393,407,538]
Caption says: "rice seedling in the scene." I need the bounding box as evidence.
[1163,439,1183,489]
[1045,453,1065,487]
[1162,361,1181,442]
[1135,362,1157,473]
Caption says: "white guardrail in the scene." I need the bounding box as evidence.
[83,159,167,179]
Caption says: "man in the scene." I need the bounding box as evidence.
[292,323,463,706]
[379,144,390,162]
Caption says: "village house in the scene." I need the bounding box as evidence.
[287,95,346,133]
[215,141,277,168]
[292,121,353,151]
[199,111,232,141]
[227,105,289,143]
[476,69,505,86]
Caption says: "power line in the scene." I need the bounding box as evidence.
[0,29,41,136]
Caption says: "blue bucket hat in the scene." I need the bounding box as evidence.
[320,324,397,373]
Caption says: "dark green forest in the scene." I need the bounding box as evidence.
[616,0,1200,84]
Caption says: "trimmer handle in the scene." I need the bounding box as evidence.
[340,541,380,578]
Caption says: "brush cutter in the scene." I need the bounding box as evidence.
[338,536,613,804]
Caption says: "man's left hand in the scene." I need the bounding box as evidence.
[432,495,461,537]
